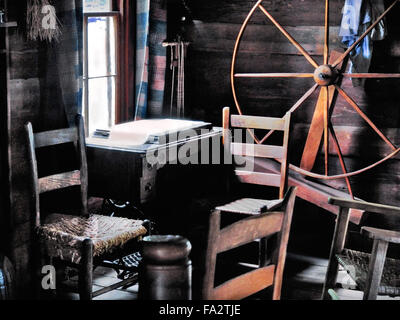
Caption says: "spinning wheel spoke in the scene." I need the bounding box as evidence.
[323,86,329,176]
[335,85,397,151]
[333,0,399,68]
[343,73,400,79]
[259,83,319,144]
[234,73,314,78]
[324,0,330,65]
[287,83,320,114]
[257,4,319,69]
[328,124,354,198]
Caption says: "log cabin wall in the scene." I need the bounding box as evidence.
[0,5,9,254]
[0,1,38,298]
[1,0,43,298]
[0,5,9,257]
[1,0,75,297]
[181,0,400,229]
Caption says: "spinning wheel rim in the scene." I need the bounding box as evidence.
[230,0,400,183]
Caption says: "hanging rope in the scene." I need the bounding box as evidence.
[177,38,185,117]
[169,45,176,117]
[163,37,189,118]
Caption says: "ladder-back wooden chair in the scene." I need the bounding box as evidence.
[26,114,148,300]
[201,108,296,300]
[202,186,297,300]
[322,197,400,300]
[220,108,292,265]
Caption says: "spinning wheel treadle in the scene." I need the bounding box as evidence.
[231,0,400,197]
[109,252,143,280]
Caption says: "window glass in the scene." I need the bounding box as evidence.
[83,0,119,136]
[88,17,116,78]
[88,77,116,132]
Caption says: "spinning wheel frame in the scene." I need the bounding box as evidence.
[231,0,400,189]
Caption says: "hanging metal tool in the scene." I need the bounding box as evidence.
[163,36,190,118]
[0,10,4,24]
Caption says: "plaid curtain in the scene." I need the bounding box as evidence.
[135,0,167,119]
[135,0,150,119]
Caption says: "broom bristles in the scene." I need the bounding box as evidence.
[27,0,62,42]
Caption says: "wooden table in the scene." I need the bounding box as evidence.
[86,126,223,205]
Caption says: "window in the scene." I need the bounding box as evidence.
[83,0,119,136]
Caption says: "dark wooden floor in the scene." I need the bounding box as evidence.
[53,251,399,300]
[69,195,399,301]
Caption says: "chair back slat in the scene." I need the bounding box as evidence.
[223,108,291,199]
[34,127,78,149]
[231,143,284,159]
[210,265,275,300]
[39,170,81,194]
[235,170,282,188]
[217,212,283,254]
[231,114,286,131]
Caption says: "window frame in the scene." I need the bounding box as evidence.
[83,11,121,136]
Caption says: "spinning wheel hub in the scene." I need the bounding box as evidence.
[313,65,337,86]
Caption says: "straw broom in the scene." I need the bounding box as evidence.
[26,0,62,42]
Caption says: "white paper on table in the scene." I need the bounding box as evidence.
[90,119,210,147]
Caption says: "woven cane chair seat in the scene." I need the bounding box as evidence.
[336,249,400,296]
[38,214,147,264]
[216,198,284,215]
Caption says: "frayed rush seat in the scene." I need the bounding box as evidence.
[337,249,400,296]
[38,214,147,264]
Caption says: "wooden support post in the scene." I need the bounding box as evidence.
[76,115,89,218]
[272,187,297,300]
[202,210,221,300]
[321,207,350,299]
[363,239,389,300]
[79,239,93,300]
[300,51,345,172]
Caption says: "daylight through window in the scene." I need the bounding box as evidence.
[83,0,119,136]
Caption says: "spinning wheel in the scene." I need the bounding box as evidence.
[231,0,400,197]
